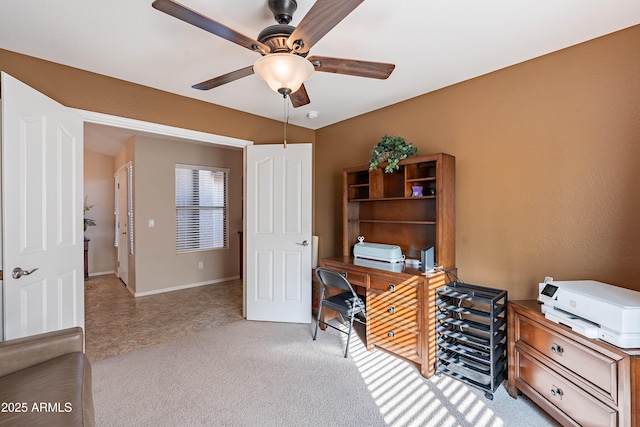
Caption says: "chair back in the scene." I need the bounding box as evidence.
[315,268,357,295]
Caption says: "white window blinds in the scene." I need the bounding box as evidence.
[175,164,229,252]
[114,174,119,247]
[127,163,134,255]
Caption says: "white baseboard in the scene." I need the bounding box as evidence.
[125,284,135,297]
[89,270,116,277]
[133,276,241,297]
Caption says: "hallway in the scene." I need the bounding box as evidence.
[84,275,243,362]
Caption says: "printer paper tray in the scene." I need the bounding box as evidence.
[544,309,599,339]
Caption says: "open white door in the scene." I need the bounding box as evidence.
[117,165,129,285]
[245,143,312,323]
[1,72,84,340]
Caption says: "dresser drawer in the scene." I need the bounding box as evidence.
[368,295,419,330]
[369,318,420,362]
[516,350,617,427]
[516,315,617,402]
[369,276,419,306]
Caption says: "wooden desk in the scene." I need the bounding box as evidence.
[508,300,639,426]
[320,256,451,378]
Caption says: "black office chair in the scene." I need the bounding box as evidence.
[313,268,366,358]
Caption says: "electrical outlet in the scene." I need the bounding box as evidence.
[198,261,203,269]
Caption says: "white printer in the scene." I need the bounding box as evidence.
[538,277,640,348]
[353,237,403,264]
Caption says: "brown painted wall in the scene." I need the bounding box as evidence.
[315,25,640,299]
[0,48,315,146]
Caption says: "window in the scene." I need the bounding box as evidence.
[176,164,229,252]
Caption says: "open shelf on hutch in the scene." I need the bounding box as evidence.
[343,153,455,269]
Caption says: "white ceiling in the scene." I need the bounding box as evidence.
[2,0,639,135]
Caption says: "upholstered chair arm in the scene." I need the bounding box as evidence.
[0,327,84,377]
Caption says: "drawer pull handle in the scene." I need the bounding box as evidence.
[551,343,564,356]
[388,330,396,338]
[341,272,348,278]
[388,305,395,314]
[550,385,563,400]
[388,284,396,292]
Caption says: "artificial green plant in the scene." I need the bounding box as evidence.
[369,134,418,173]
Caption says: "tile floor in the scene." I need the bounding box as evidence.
[84,274,243,362]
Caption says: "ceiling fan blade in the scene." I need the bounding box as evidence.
[286,0,363,54]
[290,84,311,108]
[152,0,270,54]
[307,56,395,79]
[192,66,255,90]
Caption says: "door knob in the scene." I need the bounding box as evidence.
[12,267,39,279]
[297,240,309,246]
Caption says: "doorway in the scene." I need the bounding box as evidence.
[80,112,251,297]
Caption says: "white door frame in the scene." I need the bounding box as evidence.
[74,110,251,150]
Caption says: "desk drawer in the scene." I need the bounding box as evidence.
[341,270,366,287]
[369,319,420,362]
[369,276,419,306]
[368,296,419,331]
[516,315,617,402]
[517,350,617,427]
[317,261,367,287]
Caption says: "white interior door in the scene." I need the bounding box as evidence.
[245,143,312,323]
[1,72,84,340]
[117,166,129,285]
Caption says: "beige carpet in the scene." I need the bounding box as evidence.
[92,319,560,427]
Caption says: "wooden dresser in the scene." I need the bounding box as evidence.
[320,256,450,378]
[507,300,639,426]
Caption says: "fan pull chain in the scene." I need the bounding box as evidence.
[283,96,289,148]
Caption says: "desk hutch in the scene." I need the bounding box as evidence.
[320,153,456,377]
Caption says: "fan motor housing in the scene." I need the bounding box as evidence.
[258,24,301,54]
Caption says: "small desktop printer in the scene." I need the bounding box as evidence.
[538,277,640,348]
[353,238,403,264]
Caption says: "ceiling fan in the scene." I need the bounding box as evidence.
[151,0,395,107]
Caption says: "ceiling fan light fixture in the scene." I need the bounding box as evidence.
[254,53,314,96]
